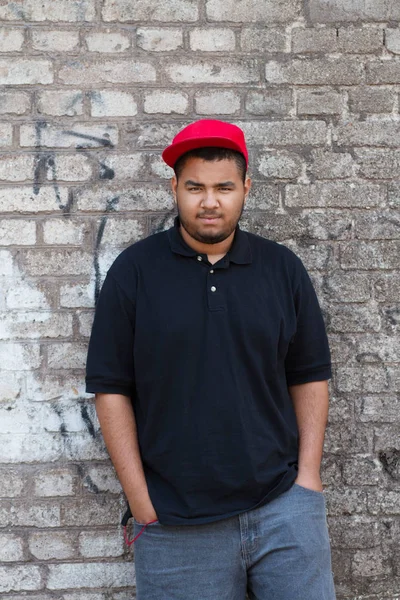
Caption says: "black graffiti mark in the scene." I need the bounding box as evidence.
[76,147,115,181]
[378,449,400,480]
[149,210,176,235]
[33,120,67,212]
[80,403,96,439]
[93,196,120,303]
[51,404,68,439]
[76,464,100,494]
[64,131,114,148]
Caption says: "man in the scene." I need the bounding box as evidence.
[86,119,336,600]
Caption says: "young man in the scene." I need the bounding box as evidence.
[86,119,336,600]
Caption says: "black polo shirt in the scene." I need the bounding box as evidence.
[86,215,332,526]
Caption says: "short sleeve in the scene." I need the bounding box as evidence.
[85,271,135,396]
[284,258,332,386]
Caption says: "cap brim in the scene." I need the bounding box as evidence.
[162,136,247,168]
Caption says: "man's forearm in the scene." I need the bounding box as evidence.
[95,393,156,520]
[288,380,330,480]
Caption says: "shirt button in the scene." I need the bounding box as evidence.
[210,269,214,274]
[211,286,217,292]
[197,256,202,261]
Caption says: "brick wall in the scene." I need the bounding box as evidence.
[0,0,399,597]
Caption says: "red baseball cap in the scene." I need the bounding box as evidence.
[162,119,248,169]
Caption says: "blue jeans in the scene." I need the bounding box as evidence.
[133,482,336,600]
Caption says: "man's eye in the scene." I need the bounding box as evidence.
[220,187,231,191]
[188,187,200,191]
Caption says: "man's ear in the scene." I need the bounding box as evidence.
[171,175,178,204]
[244,176,251,203]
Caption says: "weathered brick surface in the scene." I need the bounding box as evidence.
[0,1,398,598]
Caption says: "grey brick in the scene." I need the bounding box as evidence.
[354,209,400,239]
[352,548,392,577]
[285,182,384,208]
[76,185,173,212]
[241,120,327,146]
[20,123,118,148]
[29,531,75,560]
[165,59,259,84]
[195,90,240,115]
[328,305,381,333]
[37,90,83,117]
[309,149,354,179]
[0,566,42,593]
[265,57,363,85]
[0,534,24,562]
[368,489,400,515]
[366,59,400,84]
[19,250,92,276]
[245,89,292,116]
[102,0,198,22]
[308,0,400,22]
[255,150,303,179]
[85,31,131,53]
[385,28,400,54]
[348,86,395,114]
[206,0,301,22]
[90,90,138,117]
[342,456,385,486]
[355,148,400,179]
[62,497,121,527]
[373,272,400,302]
[240,27,286,52]
[189,28,235,51]
[297,88,343,115]
[356,395,400,423]
[340,240,400,269]
[335,121,400,147]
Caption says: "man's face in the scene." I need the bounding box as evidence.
[171,157,251,245]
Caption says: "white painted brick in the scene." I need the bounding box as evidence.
[0,534,24,562]
[137,27,183,51]
[207,0,301,22]
[31,29,79,51]
[0,250,14,275]
[0,0,95,22]
[20,123,118,148]
[0,404,33,433]
[0,28,24,51]
[101,153,144,178]
[0,468,24,495]
[78,311,94,337]
[76,185,173,212]
[48,155,92,182]
[25,371,90,402]
[64,432,108,461]
[6,281,50,310]
[0,91,30,115]
[0,219,36,245]
[48,562,135,590]
[0,312,73,340]
[34,468,76,497]
[79,530,123,558]
[19,250,92,276]
[189,28,235,51]
[148,153,174,179]
[40,399,98,434]
[0,59,52,84]
[47,343,88,369]
[144,91,188,114]
[90,90,138,117]
[101,217,146,245]
[83,464,122,493]
[165,59,259,83]
[60,281,95,308]
[195,90,240,114]
[0,123,12,147]
[0,433,62,462]
[64,593,132,600]
[11,502,61,527]
[240,27,286,52]
[86,31,130,52]
[62,497,120,527]
[43,219,86,244]
[0,565,42,593]
[0,186,69,213]
[59,60,156,84]
[29,531,75,560]
[103,0,198,21]
[0,373,22,403]
[37,90,83,117]
[0,155,34,182]
[0,342,41,370]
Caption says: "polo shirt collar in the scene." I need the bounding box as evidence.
[167,215,252,265]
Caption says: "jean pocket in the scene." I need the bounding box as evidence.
[133,518,160,527]
[293,483,324,496]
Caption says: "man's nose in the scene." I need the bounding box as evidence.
[201,191,219,207]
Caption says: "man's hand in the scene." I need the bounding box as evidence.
[294,470,323,493]
[132,503,159,524]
